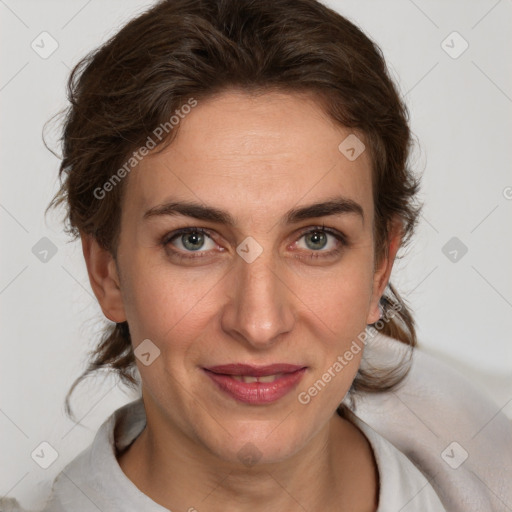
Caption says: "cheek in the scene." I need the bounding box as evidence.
[119,255,225,383]
[120,259,217,404]
[291,251,375,330]
[291,250,374,391]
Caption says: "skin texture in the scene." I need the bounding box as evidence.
[82,90,402,512]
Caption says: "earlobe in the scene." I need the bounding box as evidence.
[366,218,403,325]
[367,299,383,326]
[81,232,127,323]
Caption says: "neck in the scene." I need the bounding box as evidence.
[117,399,378,512]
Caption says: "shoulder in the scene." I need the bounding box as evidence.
[37,399,147,512]
[0,497,29,512]
[352,417,447,511]
[351,333,512,512]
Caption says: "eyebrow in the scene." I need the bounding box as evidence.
[143,196,364,225]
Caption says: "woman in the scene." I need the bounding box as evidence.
[3,0,510,511]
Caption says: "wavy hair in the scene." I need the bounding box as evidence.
[47,0,422,420]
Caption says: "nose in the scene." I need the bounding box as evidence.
[220,251,296,349]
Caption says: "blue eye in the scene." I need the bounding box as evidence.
[298,229,338,251]
[164,227,217,255]
[161,225,347,262]
[293,226,346,260]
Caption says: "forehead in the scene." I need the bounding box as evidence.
[123,90,373,224]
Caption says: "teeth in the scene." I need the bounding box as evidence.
[258,373,282,383]
[231,373,284,383]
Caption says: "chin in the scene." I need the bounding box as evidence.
[205,421,312,468]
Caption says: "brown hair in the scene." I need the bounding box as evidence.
[48,0,422,420]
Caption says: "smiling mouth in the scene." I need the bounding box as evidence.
[202,364,307,404]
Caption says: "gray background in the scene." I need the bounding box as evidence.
[1,0,511,508]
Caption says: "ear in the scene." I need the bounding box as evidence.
[366,217,403,325]
[81,232,127,323]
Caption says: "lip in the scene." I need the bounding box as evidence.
[203,364,307,405]
[205,363,305,377]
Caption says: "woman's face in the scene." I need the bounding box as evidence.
[88,90,399,465]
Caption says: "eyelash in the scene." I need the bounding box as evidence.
[161,225,347,262]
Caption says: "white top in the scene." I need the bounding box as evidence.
[34,399,445,512]
[3,333,512,511]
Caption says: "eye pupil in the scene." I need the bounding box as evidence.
[182,232,204,251]
[305,231,327,250]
